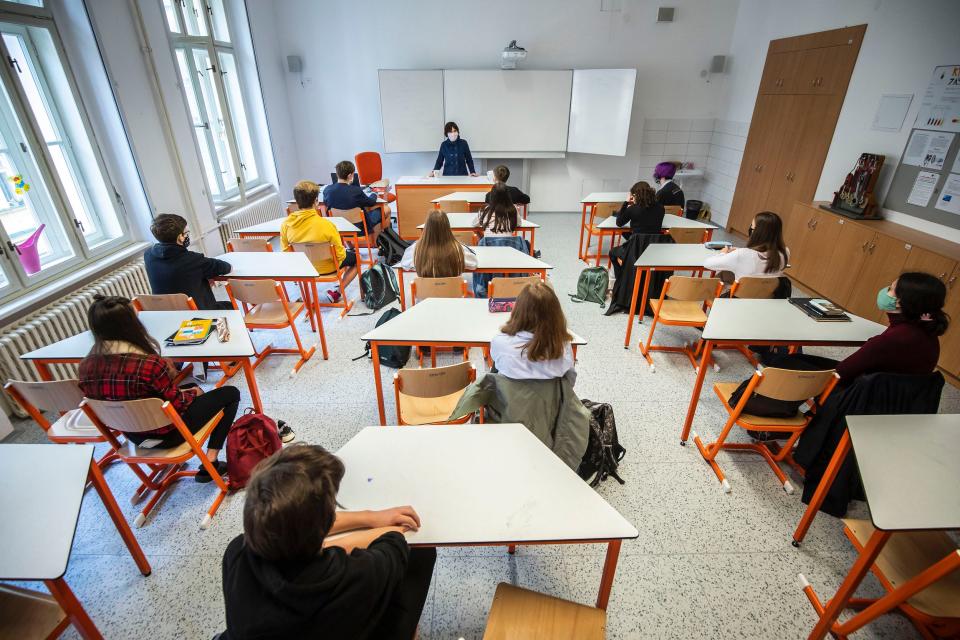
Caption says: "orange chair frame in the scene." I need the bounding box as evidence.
[692,368,839,494]
[227,238,273,252]
[80,399,229,529]
[580,202,619,267]
[331,207,377,272]
[392,364,479,425]
[292,242,357,318]
[639,277,722,372]
[410,277,472,367]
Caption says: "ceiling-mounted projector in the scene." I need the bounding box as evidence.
[501,40,527,69]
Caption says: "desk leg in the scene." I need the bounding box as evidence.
[596,540,622,610]
[35,361,54,381]
[807,529,890,640]
[529,228,536,255]
[371,342,386,425]
[45,578,103,640]
[680,340,713,444]
[538,269,546,282]
[241,359,263,413]
[624,266,647,348]
[397,269,407,310]
[793,429,850,546]
[705,229,714,242]
[309,280,329,360]
[87,461,151,576]
[578,204,589,259]
[300,278,317,333]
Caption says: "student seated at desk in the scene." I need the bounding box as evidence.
[144,213,233,310]
[323,160,382,244]
[490,282,576,382]
[614,181,665,236]
[703,211,789,281]
[221,444,435,640]
[78,295,239,482]
[653,161,685,208]
[484,164,530,206]
[400,210,478,275]
[473,184,521,238]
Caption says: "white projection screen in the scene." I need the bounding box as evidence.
[378,70,444,153]
[443,70,573,153]
[567,69,637,156]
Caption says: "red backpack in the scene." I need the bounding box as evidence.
[226,409,282,490]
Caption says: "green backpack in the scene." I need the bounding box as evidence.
[569,267,609,307]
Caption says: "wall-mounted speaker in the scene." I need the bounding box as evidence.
[710,55,727,74]
[287,55,303,73]
[657,7,675,22]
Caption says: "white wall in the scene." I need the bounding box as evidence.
[718,0,960,243]
[257,0,740,211]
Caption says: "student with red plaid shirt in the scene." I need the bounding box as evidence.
[78,295,239,482]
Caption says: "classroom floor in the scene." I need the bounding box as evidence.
[8,211,958,639]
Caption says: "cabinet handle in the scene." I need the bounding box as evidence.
[806,218,813,229]
[861,241,869,251]
[811,219,818,230]
[868,243,876,253]
[948,276,957,289]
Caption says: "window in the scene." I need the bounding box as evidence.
[165,0,262,206]
[0,5,128,298]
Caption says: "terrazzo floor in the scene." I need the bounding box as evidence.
[6,211,958,639]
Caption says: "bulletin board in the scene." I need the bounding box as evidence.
[883,65,960,230]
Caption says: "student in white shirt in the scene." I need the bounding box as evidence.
[472,184,519,238]
[400,210,478,275]
[702,211,789,281]
[490,281,576,382]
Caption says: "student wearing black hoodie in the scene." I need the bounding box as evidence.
[221,444,435,640]
[143,214,232,310]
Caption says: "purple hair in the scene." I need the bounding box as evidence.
[654,162,677,181]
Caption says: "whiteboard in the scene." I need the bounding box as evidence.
[567,69,637,156]
[443,70,573,152]
[378,70,444,153]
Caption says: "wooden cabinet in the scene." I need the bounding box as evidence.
[759,51,801,94]
[818,220,875,304]
[902,248,957,283]
[843,234,910,322]
[787,208,843,287]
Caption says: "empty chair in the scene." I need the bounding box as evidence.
[393,361,477,425]
[131,293,197,312]
[293,242,356,318]
[580,202,619,267]
[439,200,470,213]
[0,583,96,640]
[487,276,539,299]
[694,367,839,494]
[452,230,477,246]
[227,237,273,252]
[330,207,376,271]
[640,275,722,372]
[80,397,229,529]
[667,227,708,244]
[226,279,316,375]
[483,583,606,640]
[353,151,397,203]
[4,379,117,468]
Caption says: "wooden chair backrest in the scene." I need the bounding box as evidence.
[665,205,684,217]
[397,362,474,398]
[413,276,466,302]
[733,276,779,299]
[592,202,619,221]
[452,231,477,246]
[488,276,539,299]
[132,293,196,312]
[667,227,706,244]
[755,368,838,402]
[440,200,469,213]
[6,379,83,414]
[666,276,722,302]
[291,242,336,269]
[228,279,281,306]
[82,397,172,433]
[0,584,69,638]
[228,238,272,252]
[484,582,606,640]
[330,207,364,226]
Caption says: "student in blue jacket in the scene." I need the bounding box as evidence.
[431,121,477,177]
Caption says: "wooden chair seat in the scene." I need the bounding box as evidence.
[121,418,218,459]
[47,408,99,438]
[844,519,960,619]
[649,299,707,323]
[483,583,606,640]
[714,382,807,427]
[397,388,468,425]
[0,584,68,639]
[245,301,304,325]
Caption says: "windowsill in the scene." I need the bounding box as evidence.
[0,241,149,327]
[214,183,275,219]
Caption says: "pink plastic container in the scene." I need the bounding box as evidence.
[16,224,44,275]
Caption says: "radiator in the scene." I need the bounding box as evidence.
[218,191,285,246]
[0,260,151,415]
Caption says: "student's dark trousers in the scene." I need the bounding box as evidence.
[371,548,437,640]
[125,386,240,450]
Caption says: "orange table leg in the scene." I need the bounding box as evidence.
[371,342,387,425]
[241,359,263,413]
[679,340,714,444]
[87,461,151,576]
[397,269,407,310]
[624,266,649,348]
[309,281,329,360]
[596,539,622,610]
[578,203,589,259]
[34,361,54,381]
[793,429,850,547]
[705,228,714,241]
[529,227,536,255]
[45,577,103,640]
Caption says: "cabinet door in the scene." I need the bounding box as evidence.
[764,95,813,213]
[815,220,874,304]
[813,44,859,95]
[793,48,826,94]
[778,95,840,213]
[843,234,910,322]
[791,209,845,289]
[938,264,960,376]
[783,203,815,258]
[902,247,957,283]
[759,51,800,94]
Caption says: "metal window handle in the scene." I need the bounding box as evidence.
[7,56,21,74]
[73,218,84,232]
[6,240,20,255]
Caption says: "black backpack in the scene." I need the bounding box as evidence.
[577,399,626,487]
[376,227,410,267]
[359,263,400,311]
[353,308,411,368]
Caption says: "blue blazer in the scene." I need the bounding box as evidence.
[433,138,475,176]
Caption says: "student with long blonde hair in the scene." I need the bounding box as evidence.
[400,210,478,275]
[490,281,575,381]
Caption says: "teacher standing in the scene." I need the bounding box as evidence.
[432,121,477,177]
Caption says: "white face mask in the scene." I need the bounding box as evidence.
[447,132,458,142]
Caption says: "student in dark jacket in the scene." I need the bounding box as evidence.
[653,161,685,209]
[221,444,435,640]
[615,181,665,235]
[484,164,530,207]
[323,159,383,244]
[143,213,231,310]
[432,121,476,176]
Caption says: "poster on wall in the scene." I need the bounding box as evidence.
[902,130,954,169]
[935,173,960,215]
[913,65,960,133]
[906,171,940,207]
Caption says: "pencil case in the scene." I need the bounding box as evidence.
[488,297,516,313]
